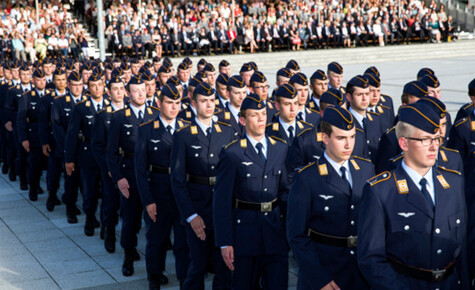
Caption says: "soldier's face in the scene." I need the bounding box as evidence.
[328,71,343,88]
[276,98,299,123]
[33,77,47,90]
[219,66,231,77]
[276,76,289,87]
[252,81,268,101]
[347,87,370,113]
[427,86,441,99]
[240,108,267,138]
[178,69,188,82]
[82,70,92,83]
[4,69,11,80]
[310,79,328,98]
[323,126,356,164]
[44,64,54,75]
[369,85,381,106]
[88,80,104,99]
[158,97,181,120]
[229,87,247,108]
[294,83,309,105]
[145,80,156,97]
[216,83,228,100]
[20,70,31,84]
[54,74,67,91]
[12,68,19,80]
[124,70,132,83]
[131,64,140,75]
[207,72,216,86]
[109,83,125,103]
[159,73,170,86]
[241,71,253,86]
[129,83,147,106]
[400,127,440,170]
[439,116,447,138]
[69,80,83,97]
[192,94,215,119]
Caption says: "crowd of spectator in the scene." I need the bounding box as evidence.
[0,0,459,62]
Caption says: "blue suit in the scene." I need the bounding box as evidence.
[306,94,320,112]
[454,102,473,123]
[373,103,395,133]
[134,117,190,281]
[352,110,383,162]
[375,126,399,173]
[265,120,313,147]
[106,106,159,250]
[170,120,234,290]
[287,155,374,289]
[213,135,290,289]
[448,116,475,177]
[357,164,469,289]
[387,147,463,173]
[215,103,245,138]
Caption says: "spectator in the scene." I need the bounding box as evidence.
[244,22,257,53]
[58,34,69,57]
[79,31,89,58]
[152,29,162,58]
[69,31,80,59]
[12,31,26,61]
[35,33,47,61]
[24,33,36,62]
[142,29,154,59]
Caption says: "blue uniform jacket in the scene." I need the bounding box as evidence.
[287,155,374,289]
[91,105,120,174]
[265,120,313,147]
[448,116,475,177]
[5,83,29,125]
[357,164,469,289]
[17,89,43,147]
[375,126,400,173]
[387,147,463,173]
[215,104,245,138]
[213,136,290,256]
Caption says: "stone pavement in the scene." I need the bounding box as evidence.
[0,41,474,289]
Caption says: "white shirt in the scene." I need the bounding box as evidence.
[247,134,268,158]
[402,160,435,204]
[91,98,104,112]
[159,114,176,134]
[129,104,145,119]
[279,117,296,138]
[324,151,353,188]
[21,83,31,92]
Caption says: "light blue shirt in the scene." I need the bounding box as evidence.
[349,107,366,128]
[91,98,104,112]
[247,134,268,158]
[226,102,240,123]
[324,151,353,188]
[194,117,213,136]
[402,160,435,204]
[279,116,296,138]
[159,114,176,134]
[129,104,145,119]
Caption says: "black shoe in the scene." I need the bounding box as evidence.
[20,179,28,191]
[71,204,81,215]
[132,248,140,261]
[2,163,8,174]
[159,273,169,285]
[67,214,78,224]
[148,274,161,290]
[93,216,100,228]
[46,197,55,211]
[8,170,15,181]
[104,227,116,253]
[29,190,38,201]
[100,225,105,240]
[84,215,95,236]
[122,251,134,276]
[37,186,44,194]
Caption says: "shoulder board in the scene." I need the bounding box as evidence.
[298,162,315,173]
[381,104,391,110]
[85,100,91,107]
[51,92,55,97]
[368,171,391,186]
[107,106,112,113]
[46,89,51,94]
[104,99,110,105]
[463,103,473,110]
[386,126,396,134]
[214,109,223,115]
[300,120,313,127]
[355,128,364,133]
[454,118,468,127]
[368,111,380,116]
[147,107,153,115]
[54,95,63,100]
[306,107,319,114]
[297,128,311,137]
[150,106,160,111]
[22,90,29,95]
[269,135,287,144]
[140,119,154,127]
[439,146,459,154]
[16,85,21,90]
[352,155,371,163]
[390,154,404,163]
[176,124,190,132]
[179,118,190,123]
[437,166,461,176]
[224,139,239,149]
[8,81,12,86]
[76,99,87,106]
[125,109,131,117]
[1,80,4,85]
[217,121,231,127]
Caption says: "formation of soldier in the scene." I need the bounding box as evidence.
[1,55,474,290]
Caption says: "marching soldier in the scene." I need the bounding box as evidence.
[454,79,475,122]
[218,60,231,77]
[287,105,374,289]
[202,63,217,88]
[0,62,13,175]
[215,73,230,110]
[420,74,453,134]
[135,84,190,289]
[364,66,395,112]
[286,59,300,75]
[364,72,394,132]
[143,70,159,108]
[327,61,345,95]
[216,75,247,138]
[170,82,233,289]
[289,72,320,126]
[106,75,159,276]
[306,69,328,112]
[248,71,278,119]
[214,94,290,289]
[358,103,470,289]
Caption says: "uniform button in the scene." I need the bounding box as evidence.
[437,249,442,254]
[404,225,410,231]
[350,205,354,210]
[88,122,91,125]
[456,219,460,224]
[246,173,251,178]
[278,170,281,174]
[264,188,267,192]
[350,250,355,255]
[210,154,214,157]
[264,175,267,179]
[435,228,441,234]
[324,206,329,211]
[154,147,157,150]
[264,213,268,216]
[194,154,199,157]
[126,131,130,135]
[366,140,370,144]
[237,219,241,224]
[211,166,215,170]
[122,164,125,168]
[350,220,355,226]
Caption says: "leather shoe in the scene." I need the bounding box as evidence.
[20,182,28,191]
[67,214,78,224]
[46,197,55,211]
[29,190,38,201]
[2,163,8,174]
[8,170,16,181]
[72,204,81,215]
[93,216,100,228]
[148,274,160,290]
[159,273,169,285]
[132,248,140,261]
[104,227,116,253]
[122,251,134,276]
[84,215,95,236]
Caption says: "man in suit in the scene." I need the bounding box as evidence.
[287,105,374,289]
[214,94,290,289]
[358,102,470,289]
[135,84,190,289]
[289,72,320,126]
[170,82,233,289]
[106,75,159,276]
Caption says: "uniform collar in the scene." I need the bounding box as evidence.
[194,117,213,136]
[246,133,268,158]
[323,151,352,187]
[401,159,435,202]
[349,106,366,128]
[279,116,296,137]
[129,103,145,118]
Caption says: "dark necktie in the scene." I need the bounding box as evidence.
[97,104,101,112]
[419,178,434,208]
[256,143,266,164]
[138,110,144,123]
[206,127,212,140]
[297,112,303,121]
[147,100,152,107]
[340,166,352,192]
[288,126,294,144]
[166,125,173,135]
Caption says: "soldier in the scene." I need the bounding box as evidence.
[157,64,172,90]
[43,58,55,84]
[0,62,13,175]
[216,75,247,138]
[80,62,93,91]
[214,94,290,289]
[65,70,110,235]
[121,62,132,85]
[215,73,230,110]
[266,84,313,146]
[364,66,394,112]
[420,74,452,134]
[177,62,190,96]
[239,63,254,89]
[39,69,68,211]
[135,84,190,289]
[143,70,159,108]
[454,79,475,122]
[197,58,207,72]
[287,105,374,289]
[249,71,278,120]
[346,75,383,162]
[270,68,292,100]
[364,72,394,132]
[202,63,217,88]
[327,61,345,94]
[178,76,203,122]
[130,58,141,77]
[306,69,328,112]
[285,59,300,75]
[358,103,469,289]
[416,67,435,81]
[289,72,320,126]
[51,71,86,220]
[218,60,231,77]
[91,75,125,253]
[170,82,233,289]
[107,75,159,276]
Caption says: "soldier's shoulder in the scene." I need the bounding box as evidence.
[224,139,240,150]
[437,165,462,176]
[269,135,287,145]
[297,162,315,173]
[298,120,313,128]
[352,155,372,163]
[140,119,154,127]
[216,121,231,127]
[454,117,468,128]
[439,146,459,154]
[297,127,312,138]
[389,153,404,163]
[367,171,392,187]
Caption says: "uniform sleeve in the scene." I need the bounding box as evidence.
[357,183,409,290]
[38,96,51,146]
[285,136,305,184]
[91,113,108,174]
[213,148,237,247]
[106,113,125,183]
[286,170,333,289]
[51,101,66,156]
[16,94,28,143]
[447,125,466,157]
[278,146,290,213]
[374,131,399,174]
[64,105,81,163]
[134,124,154,207]
[4,88,16,123]
[170,130,196,222]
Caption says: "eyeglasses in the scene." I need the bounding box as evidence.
[405,137,441,146]
[253,85,270,90]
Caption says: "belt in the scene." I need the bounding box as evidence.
[307,228,357,248]
[388,256,455,282]
[119,147,134,159]
[235,198,278,213]
[186,174,216,185]
[150,165,170,175]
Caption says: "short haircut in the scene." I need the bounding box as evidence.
[400,92,412,105]
[395,121,415,140]
[469,88,475,97]
[320,120,333,137]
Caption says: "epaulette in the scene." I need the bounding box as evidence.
[381,104,391,110]
[297,128,311,137]
[454,117,468,128]
[51,91,56,97]
[176,124,190,132]
[140,119,154,127]
[306,107,319,114]
[298,162,315,173]
[437,166,461,175]
[269,135,287,144]
[217,121,231,127]
[368,171,391,186]
[355,128,364,133]
[352,155,371,163]
[224,139,239,149]
[106,106,112,113]
[386,126,396,134]
[462,102,473,110]
[0,80,4,85]
[76,99,87,106]
[150,106,159,111]
[300,120,313,127]
[54,95,63,100]
[179,118,190,123]
[214,109,223,115]
[8,81,12,86]
[390,154,404,163]
[368,110,380,116]
[440,146,459,153]
[16,84,20,90]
